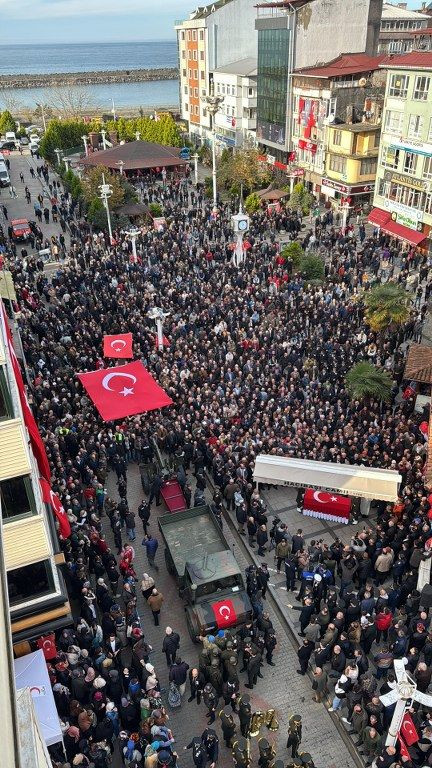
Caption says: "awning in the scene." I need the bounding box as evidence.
[381,219,426,245]
[367,207,390,227]
[253,455,401,502]
[14,650,63,747]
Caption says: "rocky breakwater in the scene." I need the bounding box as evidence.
[0,67,179,89]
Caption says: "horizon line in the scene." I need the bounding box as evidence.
[2,38,176,46]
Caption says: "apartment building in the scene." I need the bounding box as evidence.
[370,51,432,251]
[378,2,430,54]
[0,301,71,643]
[175,0,257,143]
[213,59,257,147]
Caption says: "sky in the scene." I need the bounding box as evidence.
[1,0,192,44]
[0,0,425,45]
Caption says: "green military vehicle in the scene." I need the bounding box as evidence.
[158,506,252,640]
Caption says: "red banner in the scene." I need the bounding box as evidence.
[40,476,71,539]
[298,139,317,153]
[303,488,351,524]
[399,712,419,746]
[0,301,51,481]
[77,360,173,421]
[212,599,237,628]
[103,333,133,359]
[154,334,170,348]
[37,633,57,660]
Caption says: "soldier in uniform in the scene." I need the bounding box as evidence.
[237,693,252,737]
[219,706,237,747]
[232,736,250,768]
[201,728,219,767]
[184,736,206,768]
[299,752,315,768]
[203,683,219,724]
[258,737,276,768]
[286,715,302,758]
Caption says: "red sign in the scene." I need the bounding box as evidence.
[212,599,237,628]
[103,333,133,359]
[291,167,305,177]
[77,360,173,421]
[322,178,374,195]
[298,139,317,153]
[40,477,71,539]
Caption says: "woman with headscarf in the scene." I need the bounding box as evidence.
[64,725,81,762]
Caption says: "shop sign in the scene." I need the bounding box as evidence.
[390,210,423,232]
[298,139,317,153]
[321,177,374,194]
[383,197,423,224]
[389,171,427,191]
[215,133,236,147]
[322,177,350,193]
[322,183,336,198]
[390,137,432,157]
[290,167,305,177]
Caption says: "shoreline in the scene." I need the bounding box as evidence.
[0,67,179,89]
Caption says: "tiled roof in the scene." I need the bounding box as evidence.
[381,50,432,68]
[295,53,389,78]
[404,344,432,384]
[382,2,430,19]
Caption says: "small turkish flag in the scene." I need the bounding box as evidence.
[40,477,71,538]
[103,333,133,359]
[399,712,419,746]
[37,633,57,660]
[77,360,173,421]
[398,735,410,761]
[154,334,170,348]
[212,599,237,628]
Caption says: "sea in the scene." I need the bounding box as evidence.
[0,41,180,110]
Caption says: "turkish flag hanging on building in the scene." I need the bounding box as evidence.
[212,599,237,628]
[103,333,133,359]
[0,301,51,482]
[37,633,57,660]
[399,712,419,746]
[39,476,71,539]
[77,360,173,421]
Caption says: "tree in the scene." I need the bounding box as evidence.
[39,118,100,162]
[81,166,124,211]
[0,110,17,135]
[47,86,100,119]
[149,202,163,217]
[280,241,303,270]
[345,361,392,402]
[300,253,325,281]
[289,182,314,215]
[244,192,261,214]
[218,148,271,195]
[363,283,412,332]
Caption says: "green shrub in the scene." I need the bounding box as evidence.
[280,241,303,270]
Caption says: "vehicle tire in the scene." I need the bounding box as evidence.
[185,609,199,643]
[164,549,175,575]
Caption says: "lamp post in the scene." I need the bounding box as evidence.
[81,135,89,157]
[101,129,108,150]
[63,156,71,171]
[116,160,125,176]
[36,102,47,132]
[203,83,224,214]
[191,153,199,185]
[98,173,114,244]
[148,307,170,352]
[54,148,63,167]
[111,98,117,122]
[125,228,141,263]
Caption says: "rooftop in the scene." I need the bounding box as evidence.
[404,343,432,384]
[295,53,388,78]
[214,57,257,76]
[331,122,381,132]
[382,2,430,19]
[380,50,432,67]
[79,140,187,171]
[189,0,234,19]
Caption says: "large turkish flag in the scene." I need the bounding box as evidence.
[0,301,51,482]
[103,333,133,359]
[39,476,71,539]
[77,360,173,421]
[303,489,351,516]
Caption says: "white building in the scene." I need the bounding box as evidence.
[379,2,431,53]
[213,59,257,148]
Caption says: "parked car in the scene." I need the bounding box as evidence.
[0,140,17,151]
[29,134,40,144]
[11,218,32,242]
[20,136,29,146]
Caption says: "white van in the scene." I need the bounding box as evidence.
[0,161,10,187]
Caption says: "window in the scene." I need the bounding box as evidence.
[182,69,186,78]
[184,85,188,95]
[381,145,400,169]
[195,105,199,115]
[403,151,418,175]
[192,29,197,41]
[329,154,347,174]
[199,30,204,41]
[423,155,432,179]
[7,560,53,606]
[384,109,404,134]
[187,30,191,41]
[388,73,409,98]
[248,87,254,97]
[181,31,185,41]
[0,370,13,420]
[408,114,423,139]
[188,69,192,79]
[360,157,377,175]
[0,476,36,520]
[202,108,207,118]
[378,178,390,197]
[187,50,191,60]
[185,103,188,111]
[389,181,423,208]
[200,71,205,80]
[194,70,198,79]
[194,87,198,97]
[413,75,430,100]
[182,50,186,60]
[428,118,432,142]
[425,191,432,214]
[193,50,197,61]
[333,130,342,146]
[200,51,204,61]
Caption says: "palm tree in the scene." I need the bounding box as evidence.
[345,361,392,402]
[363,283,412,333]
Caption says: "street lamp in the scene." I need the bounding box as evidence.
[111,98,117,122]
[148,307,170,352]
[98,173,114,244]
[125,228,141,262]
[116,160,125,176]
[135,131,141,141]
[191,153,199,185]
[101,129,108,150]
[203,82,224,214]
[36,102,47,132]
[81,135,89,157]
[54,148,63,167]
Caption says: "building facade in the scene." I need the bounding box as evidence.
[378,2,430,54]
[255,0,383,161]
[370,51,432,251]
[213,59,257,148]
[0,303,71,642]
[324,122,380,206]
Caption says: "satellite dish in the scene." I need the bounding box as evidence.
[325,114,335,125]
[359,77,367,87]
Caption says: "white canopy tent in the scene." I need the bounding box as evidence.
[253,455,401,502]
[14,650,63,747]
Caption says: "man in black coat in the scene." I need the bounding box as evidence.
[201,728,219,767]
[162,626,180,666]
[297,639,314,675]
[169,656,190,697]
[188,667,206,703]
[245,649,262,689]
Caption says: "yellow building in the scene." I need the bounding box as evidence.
[0,303,71,643]
[323,122,380,206]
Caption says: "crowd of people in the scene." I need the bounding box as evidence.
[1,155,432,768]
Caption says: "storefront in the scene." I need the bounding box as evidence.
[321,177,375,209]
[368,206,429,251]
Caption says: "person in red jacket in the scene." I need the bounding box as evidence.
[375,607,392,643]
